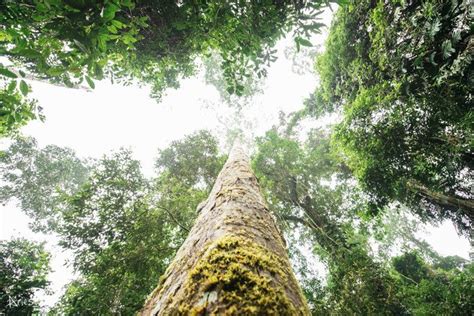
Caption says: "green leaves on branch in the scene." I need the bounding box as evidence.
[295,37,313,52]
[85,76,95,89]
[0,0,337,134]
[19,80,28,96]
[0,75,41,136]
[0,67,17,78]
[0,131,225,314]
[0,238,51,315]
[311,0,474,234]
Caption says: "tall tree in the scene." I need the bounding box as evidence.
[141,143,309,314]
[310,0,473,234]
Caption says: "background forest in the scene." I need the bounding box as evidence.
[0,0,472,315]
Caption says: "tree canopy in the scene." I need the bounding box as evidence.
[1,132,225,314]
[0,0,342,136]
[3,129,471,315]
[309,0,473,234]
[0,0,472,314]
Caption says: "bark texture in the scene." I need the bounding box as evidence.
[140,143,309,315]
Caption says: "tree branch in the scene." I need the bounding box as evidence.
[156,205,190,233]
[7,67,92,92]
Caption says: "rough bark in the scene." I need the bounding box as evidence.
[140,142,309,315]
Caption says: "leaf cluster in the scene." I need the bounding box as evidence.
[0,238,51,315]
[311,0,473,234]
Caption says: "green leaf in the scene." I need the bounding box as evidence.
[111,20,124,29]
[441,40,455,59]
[21,49,43,59]
[107,25,117,34]
[103,3,120,21]
[226,86,235,94]
[19,80,29,96]
[47,67,64,76]
[73,39,88,53]
[0,68,18,78]
[7,80,16,92]
[296,37,313,47]
[19,70,26,77]
[305,23,325,31]
[94,66,104,79]
[85,76,95,89]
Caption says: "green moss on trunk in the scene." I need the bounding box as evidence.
[173,235,305,315]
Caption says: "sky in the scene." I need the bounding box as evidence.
[0,6,471,311]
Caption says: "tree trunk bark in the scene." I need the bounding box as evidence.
[140,142,309,315]
[407,181,474,217]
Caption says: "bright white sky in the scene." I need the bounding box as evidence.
[0,7,471,310]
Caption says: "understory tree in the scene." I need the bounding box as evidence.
[0,238,51,315]
[0,136,90,232]
[253,129,408,314]
[309,0,473,234]
[391,251,473,315]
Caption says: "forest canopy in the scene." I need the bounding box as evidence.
[0,0,340,136]
[0,0,472,314]
[309,0,473,234]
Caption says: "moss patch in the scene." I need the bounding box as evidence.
[173,235,306,315]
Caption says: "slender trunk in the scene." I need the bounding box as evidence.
[140,143,309,315]
[407,181,474,217]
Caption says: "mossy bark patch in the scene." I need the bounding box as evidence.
[176,235,302,315]
[140,143,309,315]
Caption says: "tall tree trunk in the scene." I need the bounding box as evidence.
[140,143,309,315]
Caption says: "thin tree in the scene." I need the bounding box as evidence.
[140,142,309,315]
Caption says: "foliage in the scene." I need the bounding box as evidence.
[253,127,474,314]
[0,238,51,315]
[0,131,225,314]
[0,0,343,135]
[311,0,473,234]
[284,44,320,75]
[253,129,407,314]
[2,129,471,314]
[202,53,263,107]
[391,251,473,315]
[0,137,89,232]
[44,131,225,314]
[0,73,43,137]
[155,130,226,189]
